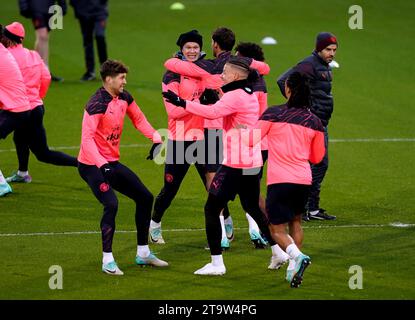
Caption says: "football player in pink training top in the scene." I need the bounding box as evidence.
[163,28,272,248]
[250,71,326,287]
[150,30,218,246]
[1,22,78,185]
[235,41,271,250]
[163,56,286,275]
[0,25,31,197]
[78,60,168,275]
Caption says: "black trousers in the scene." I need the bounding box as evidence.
[152,140,207,223]
[12,105,77,171]
[0,109,30,140]
[78,162,154,253]
[308,126,329,211]
[205,165,276,255]
[78,17,108,73]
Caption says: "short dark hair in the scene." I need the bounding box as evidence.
[235,42,265,61]
[212,27,235,51]
[227,55,250,72]
[0,30,18,48]
[100,60,129,80]
[286,71,311,109]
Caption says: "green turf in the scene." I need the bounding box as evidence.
[0,0,414,300]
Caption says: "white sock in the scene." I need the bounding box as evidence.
[271,244,290,260]
[246,213,259,232]
[17,170,28,177]
[0,170,6,184]
[150,220,161,228]
[137,245,150,258]
[103,252,114,264]
[211,254,224,267]
[287,259,296,271]
[224,215,233,226]
[219,215,226,240]
[286,243,302,260]
[309,210,319,216]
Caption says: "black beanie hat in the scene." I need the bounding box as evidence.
[176,30,203,49]
[315,32,338,52]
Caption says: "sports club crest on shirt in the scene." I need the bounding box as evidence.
[100,182,110,192]
[165,173,174,183]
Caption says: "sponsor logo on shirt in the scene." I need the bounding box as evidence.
[106,125,121,146]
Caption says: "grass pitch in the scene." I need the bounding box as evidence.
[0,0,414,300]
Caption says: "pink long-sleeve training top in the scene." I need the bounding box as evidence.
[252,75,268,150]
[0,43,30,112]
[164,56,271,130]
[162,71,206,141]
[78,88,162,168]
[183,81,263,169]
[251,104,326,186]
[7,44,51,109]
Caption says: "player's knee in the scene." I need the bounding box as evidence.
[95,34,106,41]
[33,150,50,162]
[139,190,154,207]
[104,198,118,214]
[36,29,49,43]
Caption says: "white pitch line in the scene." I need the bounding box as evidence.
[330,138,415,142]
[0,223,413,238]
[0,138,414,153]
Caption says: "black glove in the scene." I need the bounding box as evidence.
[162,90,186,108]
[200,89,219,105]
[100,163,114,182]
[146,143,162,160]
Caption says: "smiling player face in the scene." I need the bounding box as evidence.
[182,42,201,62]
[106,73,127,96]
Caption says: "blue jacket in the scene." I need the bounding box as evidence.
[70,0,108,20]
[19,0,67,17]
[277,51,334,126]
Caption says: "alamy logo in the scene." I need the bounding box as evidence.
[348,265,363,289]
[151,122,263,175]
[348,5,364,30]
[48,265,63,290]
[48,5,64,30]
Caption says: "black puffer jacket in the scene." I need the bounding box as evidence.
[277,51,334,126]
[19,0,67,17]
[70,0,108,20]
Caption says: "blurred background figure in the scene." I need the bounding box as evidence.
[0,21,78,184]
[18,0,67,82]
[70,0,109,81]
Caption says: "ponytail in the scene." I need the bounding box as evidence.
[286,71,311,109]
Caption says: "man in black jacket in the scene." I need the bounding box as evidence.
[18,0,67,82]
[277,32,338,221]
[70,0,109,81]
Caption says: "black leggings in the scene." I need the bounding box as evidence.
[78,162,154,253]
[308,127,329,211]
[205,166,275,255]
[13,105,78,171]
[152,161,207,223]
